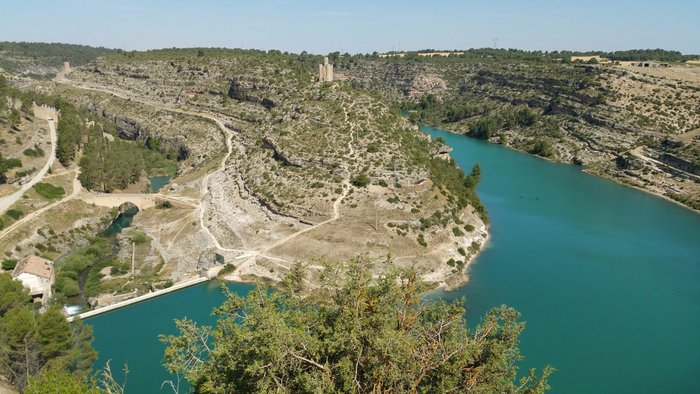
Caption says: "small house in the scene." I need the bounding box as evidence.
[12,256,55,304]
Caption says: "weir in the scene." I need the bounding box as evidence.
[69,264,227,321]
[69,276,208,321]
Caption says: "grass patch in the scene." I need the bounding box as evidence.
[32,182,65,199]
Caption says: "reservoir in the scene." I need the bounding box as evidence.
[88,126,700,393]
[148,175,172,192]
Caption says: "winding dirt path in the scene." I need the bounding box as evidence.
[0,168,80,240]
[53,80,364,278]
[0,118,57,213]
[257,102,357,254]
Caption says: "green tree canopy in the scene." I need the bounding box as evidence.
[161,260,552,393]
[0,273,96,390]
[0,272,29,314]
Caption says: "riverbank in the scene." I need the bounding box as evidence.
[425,123,700,215]
[85,123,700,393]
[423,230,490,291]
[71,275,208,321]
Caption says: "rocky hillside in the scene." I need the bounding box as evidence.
[32,49,489,289]
[339,57,700,210]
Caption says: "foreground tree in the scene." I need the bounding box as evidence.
[0,273,97,390]
[162,260,552,393]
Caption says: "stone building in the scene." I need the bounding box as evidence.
[12,256,55,304]
[319,57,334,82]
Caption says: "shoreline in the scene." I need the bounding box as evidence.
[582,168,700,216]
[424,123,700,215]
[69,275,208,322]
[437,230,490,292]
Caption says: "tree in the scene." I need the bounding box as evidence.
[0,274,96,391]
[162,260,552,393]
[531,139,554,157]
[469,117,497,139]
[7,108,21,129]
[464,163,482,189]
[0,306,40,388]
[25,366,100,394]
[350,173,370,187]
[37,307,72,362]
[0,272,29,314]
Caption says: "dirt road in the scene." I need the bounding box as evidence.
[0,118,57,214]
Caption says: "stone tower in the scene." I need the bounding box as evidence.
[319,57,334,82]
[63,62,71,74]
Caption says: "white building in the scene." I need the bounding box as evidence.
[12,256,54,304]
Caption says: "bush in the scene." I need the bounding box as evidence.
[530,140,553,157]
[157,200,173,209]
[366,143,380,153]
[464,224,475,232]
[6,209,23,220]
[33,182,65,199]
[23,146,44,158]
[452,227,465,237]
[130,231,149,245]
[1,158,22,169]
[55,276,80,297]
[160,261,553,392]
[350,173,370,187]
[110,262,130,276]
[469,118,497,139]
[219,264,236,276]
[2,259,18,270]
[417,233,427,247]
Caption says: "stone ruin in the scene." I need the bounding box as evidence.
[319,57,334,82]
[32,102,59,121]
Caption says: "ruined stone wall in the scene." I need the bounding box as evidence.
[32,103,59,121]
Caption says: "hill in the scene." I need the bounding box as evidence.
[337,51,700,210]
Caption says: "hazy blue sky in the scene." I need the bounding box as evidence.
[2,0,698,54]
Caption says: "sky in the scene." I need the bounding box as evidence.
[1,0,699,54]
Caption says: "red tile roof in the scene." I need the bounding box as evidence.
[12,256,54,279]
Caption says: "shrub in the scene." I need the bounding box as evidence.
[452,227,465,237]
[464,224,475,232]
[417,233,427,247]
[2,259,18,270]
[130,231,149,245]
[157,200,173,209]
[350,173,370,187]
[23,147,44,158]
[33,182,65,199]
[219,264,236,276]
[6,209,23,220]
[530,139,553,157]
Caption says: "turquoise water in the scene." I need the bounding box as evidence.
[101,206,139,237]
[423,126,700,393]
[149,175,172,192]
[87,126,700,393]
[87,281,255,393]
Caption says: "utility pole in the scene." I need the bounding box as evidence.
[131,241,135,278]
